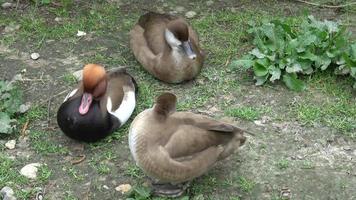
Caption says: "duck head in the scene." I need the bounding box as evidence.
[165,20,197,60]
[79,64,107,115]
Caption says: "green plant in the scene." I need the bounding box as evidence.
[0,81,23,135]
[232,15,356,91]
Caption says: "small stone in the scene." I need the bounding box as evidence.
[76,30,87,37]
[254,120,265,127]
[19,103,31,113]
[21,68,27,73]
[30,53,40,60]
[4,24,20,33]
[11,74,23,82]
[163,3,168,7]
[1,186,16,200]
[175,6,185,12]
[206,0,214,6]
[185,11,197,19]
[54,17,62,22]
[2,2,16,9]
[20,163,42,179]
[103,185,109,190]
[115,184,132,194]
[5,140,16,150]
[261,116,271,124]
[343,146,352,151]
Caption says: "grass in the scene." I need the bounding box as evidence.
[276,159,290,170]
[30,131,69,155]
[225,106,262,121]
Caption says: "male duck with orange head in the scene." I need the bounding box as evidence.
[57,64,137,142]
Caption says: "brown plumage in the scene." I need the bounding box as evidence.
[130,12,205,83]
[129,93,246,186]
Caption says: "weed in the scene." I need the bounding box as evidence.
[225,106,261,121]
[238,176,255,193]
[276,159,289,170]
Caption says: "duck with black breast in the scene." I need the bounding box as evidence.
[57,64,137,142]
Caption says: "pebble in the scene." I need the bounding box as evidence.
[5,140,16,150]
[19,103,31,113]
[175,6,185,12]
[103,185,109,190]
[1,2,16,9]
[20,163,42,179]
[4,24,20,33]
[185,11,197,19]
[254,120,265,127]
[54,17,62,22]
[206,0,214,6]
[0,186,16,200]
[76,30,87,37]
[30,53,40,60]
[115,184,132,194]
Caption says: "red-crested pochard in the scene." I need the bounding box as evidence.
[57,64,137,142]
[128,92,246,197]
[130,12,205,83]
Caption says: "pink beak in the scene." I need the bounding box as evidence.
[79,92,93,115]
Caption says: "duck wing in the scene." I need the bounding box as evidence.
[143,145,223,183]
[104,69,137,126]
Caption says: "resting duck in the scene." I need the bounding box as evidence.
[129,93,246,197]
[57,64,137,142]
[130,12,205,83]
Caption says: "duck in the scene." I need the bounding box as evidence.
[128,92,246,197]
[57,64,137,142]
[130,12,205,83]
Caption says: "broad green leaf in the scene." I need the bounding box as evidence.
[299,51,318,61]
[0,112,12,134]
[351,67,356,78]
[350,43,356,59]
[253,59,269,76]
[255,75,269,86]
[282,73,306,91]
[250,48,265,59]
[286,63,302,73]
[269,66,281,82]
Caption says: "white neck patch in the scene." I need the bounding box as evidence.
[106,90,136,126]
[63,88,78,102]
[165,29,181,48]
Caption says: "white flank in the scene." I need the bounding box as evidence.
[106,90,136,126]
[63,88,78,102]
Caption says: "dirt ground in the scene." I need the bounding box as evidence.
[0,0,356,200]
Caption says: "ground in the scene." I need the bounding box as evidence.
[0,0,356,200]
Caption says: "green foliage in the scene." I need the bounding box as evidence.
[0,81,23,135]
[232,16,356,91]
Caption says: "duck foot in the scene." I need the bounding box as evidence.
[151,181,190,198]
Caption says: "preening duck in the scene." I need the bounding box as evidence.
[128,92,246,197]
[57,64,137,142]
[130,12,205,83]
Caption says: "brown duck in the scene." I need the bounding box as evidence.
[130,12,205,83]
[57,64,137,142]
[128,93,246,197]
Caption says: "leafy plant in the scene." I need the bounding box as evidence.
[231,15,356,91]
[0,80,23,135]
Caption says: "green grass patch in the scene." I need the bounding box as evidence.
[225,106,262,121]
[30,131,69,155]
[276,159,290,170]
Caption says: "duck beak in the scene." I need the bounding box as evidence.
[182,41,197,60]
[79,92,93,115]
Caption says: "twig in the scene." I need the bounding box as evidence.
[47,93,52,127]
[294,0,356,8]
[20,120,29,137]
[39,89,69,105]
[71,155,86,165]
[225,55,231,66]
